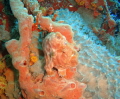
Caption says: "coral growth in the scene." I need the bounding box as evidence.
[54,8,120,99]
[0,1,11,41]
[4,68,20,99]
[0,0,120,99]
[0,61,5,71]
[39,0,78,11]
[0,76,7,95]
[43,32,78,77]
[5,0,86,98]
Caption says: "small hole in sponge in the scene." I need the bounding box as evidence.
[70,83,76,88]
[52,67,58,71]
[23,61,27,65]
[39,91,44,96]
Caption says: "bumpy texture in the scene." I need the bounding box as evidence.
[0,76,7,95]
[43,32,78,77]
[41,32,86,99]
[54,8,120,99]
[4,0,120,99]
[5,0,86,98]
